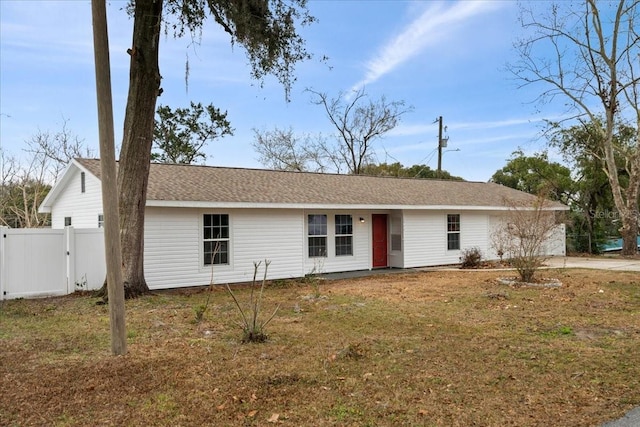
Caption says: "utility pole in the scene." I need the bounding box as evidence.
[436,116,449,178]
[437,116,443,176]
[91,0,127,356]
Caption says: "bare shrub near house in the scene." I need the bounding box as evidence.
[460,247,483,269]
[226,260,280,343]
[492,194,561,283]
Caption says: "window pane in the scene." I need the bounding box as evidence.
[335,215,352,235]
[214,241,229,264]
[391,234,402,251]
[335,236,353,256]
[204,214,229,239]
[204,240,229,265]
[447,214,460,232]
[308,236,327,257]
[308,215,327,236]
[217,226,229,239]
[447,233,460,250]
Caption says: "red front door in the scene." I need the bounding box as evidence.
[372,214,388,268]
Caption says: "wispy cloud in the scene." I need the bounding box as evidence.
[349,1,506,93]
[389,117,545,137]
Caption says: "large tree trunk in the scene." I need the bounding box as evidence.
[118,0,163,298]
[620,217,638,256]
[618,172,639,256]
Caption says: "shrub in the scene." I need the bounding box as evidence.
[226,260,280,343]
[460,247,483,268]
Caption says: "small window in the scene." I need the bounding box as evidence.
[447,214,460,250]
[98,214,104,228]
[390,216,402,251]
[81,172,86,193]
[308,214,327,257]
[335,214,353,256]
[64,217,72,227]
[203,214,230,265]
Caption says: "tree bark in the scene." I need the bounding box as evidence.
[118,0,163,297]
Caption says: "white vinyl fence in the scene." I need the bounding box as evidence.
[0,227,105,300]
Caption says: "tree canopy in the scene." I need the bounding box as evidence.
[360,162,463,181]
[490,150,574,204]
[152,102,233,164]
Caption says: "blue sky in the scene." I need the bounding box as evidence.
[0,0,567,182]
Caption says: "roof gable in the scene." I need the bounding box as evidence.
[39,159,95,213]
[67,158,566,210]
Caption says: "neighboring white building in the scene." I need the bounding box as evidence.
[39,159,568,290]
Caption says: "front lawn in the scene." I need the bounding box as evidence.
[1,269,639,426]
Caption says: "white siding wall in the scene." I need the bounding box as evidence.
[487,214,566,259]
[460,212,491,255]
[144,208,307,288]
[302,210,371,275]
[143,208,375,288]
[402,210,492,268]
[232,209,305,281]
[545,224,567,256]
[487,215,506,260]
[50,170,103,229]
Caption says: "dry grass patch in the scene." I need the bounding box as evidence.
[1,269,639,426]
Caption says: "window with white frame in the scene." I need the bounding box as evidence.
[203,214,230,265]
[64,217,72,226]
[335,214,353,256]
[447,214,460,250]
[390,216,402,251]
[308,214,327,257]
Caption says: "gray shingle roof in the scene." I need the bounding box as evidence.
[75,158,566,209]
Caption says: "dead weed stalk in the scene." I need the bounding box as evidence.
[226,260,279,343]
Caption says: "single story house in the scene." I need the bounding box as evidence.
[39,158,567,289]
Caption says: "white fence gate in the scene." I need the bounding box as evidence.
[0,227,105,300]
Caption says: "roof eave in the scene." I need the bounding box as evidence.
[145,200,569,211]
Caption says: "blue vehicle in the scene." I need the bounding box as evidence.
[600,236,640,252]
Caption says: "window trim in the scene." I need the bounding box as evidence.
[308,214,328,258]
[447,214,461,251]
[334,214,353,256]
[390,216,402,252]
[202,213,231,266]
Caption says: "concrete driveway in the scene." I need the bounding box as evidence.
[545,256,640,272]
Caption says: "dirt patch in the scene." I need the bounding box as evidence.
[1,268,639,426]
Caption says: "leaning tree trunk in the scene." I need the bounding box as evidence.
[117,0,163,298]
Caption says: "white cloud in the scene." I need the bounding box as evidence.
[349,1,506,93]
[389,117,545,137]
